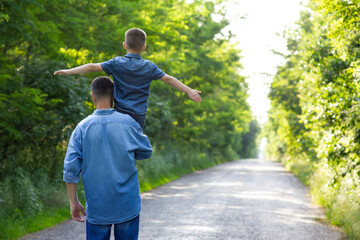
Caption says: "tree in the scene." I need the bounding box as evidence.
[265,1,360,237]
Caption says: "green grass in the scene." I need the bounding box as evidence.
[309,166,360,240]
[280,157,360,239]
[283,158,313,186]
[139,175,179,192]
[0,169,84,240]
[0,207,70,240]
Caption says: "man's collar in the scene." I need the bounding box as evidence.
[93,108,115,115]
[125,53,142,59]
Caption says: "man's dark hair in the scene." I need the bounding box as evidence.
[125,28,146,51]
[91,76,114,98]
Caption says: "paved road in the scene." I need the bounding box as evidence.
[21,159,344,240]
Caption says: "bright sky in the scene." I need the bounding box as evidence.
[223,0,308,124]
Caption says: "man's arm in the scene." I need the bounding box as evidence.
[134,130,153,160]
[160,74,202,103]
[63,127,85,222]
[66,183,86,222]
[54,63,103,76]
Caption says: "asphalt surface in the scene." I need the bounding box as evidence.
[21,159,344,240]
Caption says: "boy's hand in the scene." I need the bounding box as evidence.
[54,69,71,76]
[70,200,86,222]
[188,89,202,103]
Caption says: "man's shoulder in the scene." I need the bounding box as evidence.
[114,112,145,131]
[111,111,139,126]
[76,114,97,128]
[76,110,141,131]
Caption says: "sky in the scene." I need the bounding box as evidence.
[223,0,308,124]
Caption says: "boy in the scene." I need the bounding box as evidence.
[54,28,202,128]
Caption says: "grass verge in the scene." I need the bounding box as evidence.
[0,207,70,240]
[281,157,359,239]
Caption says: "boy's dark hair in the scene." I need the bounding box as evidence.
[125,28,146,51]
[91,76,114,98]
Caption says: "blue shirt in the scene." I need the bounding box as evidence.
[63,109,153,225]
[101,54,165,115]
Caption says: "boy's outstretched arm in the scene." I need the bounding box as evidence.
[54,63,103,75]
[160,74,202,103]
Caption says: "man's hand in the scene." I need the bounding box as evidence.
[188,89,202,103]
[66,183,86,222]
[70,200,86,222]
[54,69,71,76]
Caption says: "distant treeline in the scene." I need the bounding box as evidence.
[265,0,360,238]
[0,0,258,238]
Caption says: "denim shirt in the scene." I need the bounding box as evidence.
[63,109,152,224]
[101,54,165,115]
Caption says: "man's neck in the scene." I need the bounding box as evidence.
[95,102,112,110]
[126,50,142,55]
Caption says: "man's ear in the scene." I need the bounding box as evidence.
[141,44,146,52]
[91,92,96,105]
[123,42,127,50]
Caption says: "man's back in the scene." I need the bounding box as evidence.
[63,109,152,225]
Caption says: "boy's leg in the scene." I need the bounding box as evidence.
[130,114,145,129]
[86,221,112,240]
[114,108,145,129]
[114,215,140,240]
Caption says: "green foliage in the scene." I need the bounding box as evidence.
[0,168,69,240]
[0,0,257,238]
[265,0,360,238]
[237,119,260,158]
[0,206,70,240]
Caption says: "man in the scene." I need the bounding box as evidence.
[63,76,152,240]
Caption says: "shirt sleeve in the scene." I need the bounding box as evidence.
[133,128,153,160]
[63,126,83,183]
[101,58,115,76]
[151,63,165,80]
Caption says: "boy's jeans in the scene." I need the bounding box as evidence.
[115,108,146,129]
[86,215,139,240]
